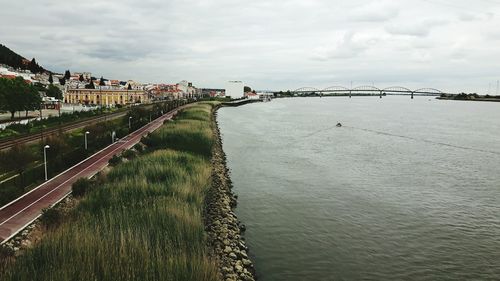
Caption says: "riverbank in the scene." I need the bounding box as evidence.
[436,96,500,102]
[205,106,256,281]
[0,102,256,281]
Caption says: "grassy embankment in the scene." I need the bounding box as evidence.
[1,102,219,281]
[0,100,185,207]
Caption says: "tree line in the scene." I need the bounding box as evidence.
[0,77,64,119]
[0,44,46,74]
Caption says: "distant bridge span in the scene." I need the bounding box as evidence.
[292,85,449,98]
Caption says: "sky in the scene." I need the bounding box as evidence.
[1,0,500,93]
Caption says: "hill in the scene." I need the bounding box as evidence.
[0,44,48,73]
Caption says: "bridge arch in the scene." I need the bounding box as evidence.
[294,87,320,92]
[413,88,444,95]
[382,86,413,93]
[352,86,381,93]
[323,86,350,92]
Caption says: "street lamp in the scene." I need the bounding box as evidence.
[129,116,132,129]
[44,145,50,181]
[85,131,90,150]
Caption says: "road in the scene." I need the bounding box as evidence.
[0,105,187,243]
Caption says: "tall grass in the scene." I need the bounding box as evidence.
[1,102,219,281]
[143,104,215,158]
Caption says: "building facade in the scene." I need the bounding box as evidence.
[64,89,149,106]
[225,81,244,99]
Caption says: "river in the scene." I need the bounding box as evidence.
[217,97,500,281]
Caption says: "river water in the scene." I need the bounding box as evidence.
[217,97,500,281]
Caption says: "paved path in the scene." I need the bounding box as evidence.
[0,105,186,243]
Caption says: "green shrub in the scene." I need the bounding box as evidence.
[71,178,94,197]
[108,155,121,166]
[122,149,136,160]
[0,245,14,259]
[40,208,62,229]
[133,143,144,153]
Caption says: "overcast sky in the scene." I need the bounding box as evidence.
[1,0,499,92]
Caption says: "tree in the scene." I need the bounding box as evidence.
[99,76,105,86]
[28,58,42,73]
[24,86,41,117]
[59,78,66,86]
[64,70,71,80]
[85,80,95,89]
[79,74,84,82]
[48,73,53,84]
[244,86,252,93]
[0,144,37,187]
[33,82,46,92]
[127,83,132,90]
[1,77,26,119]
[46,84,63,100]
[0,79,6,109]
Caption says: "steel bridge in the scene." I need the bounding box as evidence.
[292,86,450,98]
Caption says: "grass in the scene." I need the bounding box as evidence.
[0,102,220,281]
[143,104,215,158]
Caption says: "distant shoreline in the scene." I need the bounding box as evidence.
[436,97,500,103]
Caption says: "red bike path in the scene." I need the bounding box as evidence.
[0,106,186,243]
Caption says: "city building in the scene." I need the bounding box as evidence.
[244,92,260,100]
[147,84,183,100]
[64,88,149,106]
[225,81,244,99]
[200,88,225,98]
[177,80,197,98]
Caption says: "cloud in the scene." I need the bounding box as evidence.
[458,12,494,22]
[311,31,379,60]
[385,19,448,37]
[0,0,499,92]
[351,1,399,22]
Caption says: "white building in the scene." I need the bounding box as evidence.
[177,80,196,98]
[225,81,244,99]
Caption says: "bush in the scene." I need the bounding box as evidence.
[72,178,94,197]
[108,155,121,166]
[133,143,144,153]
[0,245,14,259]
[122,149,136,160]
[40,208,62,229]
[0,185,24,208]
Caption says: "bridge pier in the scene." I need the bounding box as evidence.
[379,91,382,98]
[349,91,351,98]
[411,92,414,99]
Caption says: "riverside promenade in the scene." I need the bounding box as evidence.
[0,105,187,243]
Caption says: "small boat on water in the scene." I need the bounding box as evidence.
[336,123,342,127]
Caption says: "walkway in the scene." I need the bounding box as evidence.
[0,105,186,243]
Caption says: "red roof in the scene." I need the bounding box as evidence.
[0,75,17,79]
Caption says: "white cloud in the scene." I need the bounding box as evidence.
[0,0,499,93]
[385,19,448,37]
[351,0,399,22]
[312,31,379,60]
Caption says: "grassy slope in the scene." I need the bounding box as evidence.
[1,102,219,281]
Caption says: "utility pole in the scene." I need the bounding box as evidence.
[497,80,499,96]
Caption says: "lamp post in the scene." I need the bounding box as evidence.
[85,131,90,150]
[129,116,132,129]
[44,145,50,181]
